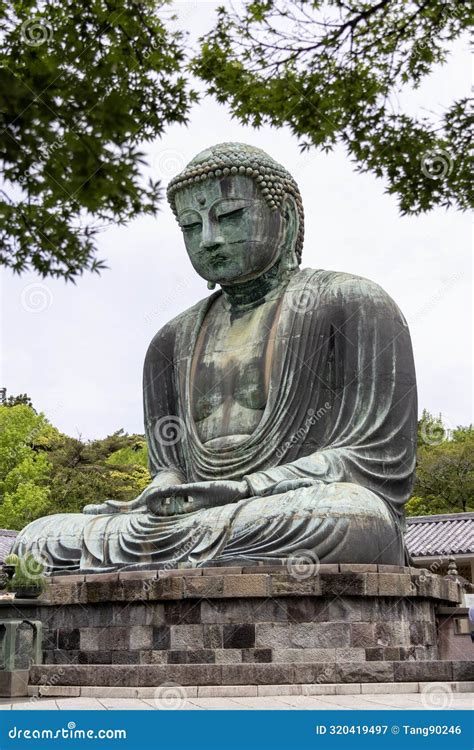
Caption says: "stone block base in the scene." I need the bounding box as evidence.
[28,660,473,688]
[0,565,464,688]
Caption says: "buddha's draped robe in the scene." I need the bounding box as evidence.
[13,269,417,571]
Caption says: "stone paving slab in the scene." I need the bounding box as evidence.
[27,679,474,698]
[97,698,155,710]
[0,692,472,710]
[141,699,203,711]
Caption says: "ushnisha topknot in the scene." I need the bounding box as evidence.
[166,142,304,263]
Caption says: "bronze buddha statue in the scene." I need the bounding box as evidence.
[13,143,417,571]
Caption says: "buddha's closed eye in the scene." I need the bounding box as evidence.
[216,206,246,220]
[182,221,201,231]
[181,207,246,233]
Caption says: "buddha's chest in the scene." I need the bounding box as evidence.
[190,296,282,443]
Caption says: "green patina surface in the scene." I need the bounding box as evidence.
[12,143,418,571]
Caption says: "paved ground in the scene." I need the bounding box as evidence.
[0,693,472,710]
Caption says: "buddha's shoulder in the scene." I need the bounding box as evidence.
[298,268,397,308]
[145,295,211,354]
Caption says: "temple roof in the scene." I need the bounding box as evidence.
[405,512,474,558]
[0,529,17,563]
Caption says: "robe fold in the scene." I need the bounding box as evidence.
[13,268,417,570]
[144,268,417,516]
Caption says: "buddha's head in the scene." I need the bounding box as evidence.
[167,143,304,287]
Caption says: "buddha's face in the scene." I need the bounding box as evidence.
[174,175,286,285]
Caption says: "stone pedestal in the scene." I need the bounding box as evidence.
[2,565,471,692]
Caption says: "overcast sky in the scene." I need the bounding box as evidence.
[1,2,471,440]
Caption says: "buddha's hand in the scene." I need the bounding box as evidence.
[82,495,148,515]
[148,479,250,515]
[82,471,185,515]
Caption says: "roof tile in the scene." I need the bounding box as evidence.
[405,513,474,557]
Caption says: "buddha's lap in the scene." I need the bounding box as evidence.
[240,481,392,523]
[15,481,394,547]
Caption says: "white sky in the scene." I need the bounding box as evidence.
[1,2,472,439]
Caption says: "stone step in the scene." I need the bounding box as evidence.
[44,567,461,606]
[30,660,473,688]
[28,681,474,700]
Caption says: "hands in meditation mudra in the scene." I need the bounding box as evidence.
[14,143,417,571]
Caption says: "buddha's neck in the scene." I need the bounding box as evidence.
[220,259,295,312]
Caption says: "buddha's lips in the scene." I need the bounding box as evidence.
[207,254,228,266]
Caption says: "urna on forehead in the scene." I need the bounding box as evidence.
[167,142,305,261]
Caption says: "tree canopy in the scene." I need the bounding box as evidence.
[0,1,471,278]
[405,410,474,516]
[0,402,150,529]
[0,0,197,280]
[195,0,472,214]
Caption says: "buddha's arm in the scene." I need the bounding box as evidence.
[245,275,417,507]
[244,453,342,497]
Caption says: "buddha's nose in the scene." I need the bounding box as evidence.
[200,217,224,251]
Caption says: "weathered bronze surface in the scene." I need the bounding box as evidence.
[14,143,418,571]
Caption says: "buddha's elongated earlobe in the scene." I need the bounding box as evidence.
[207,280,216,290]
[283,245,299,273]
[280,196,299,273]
